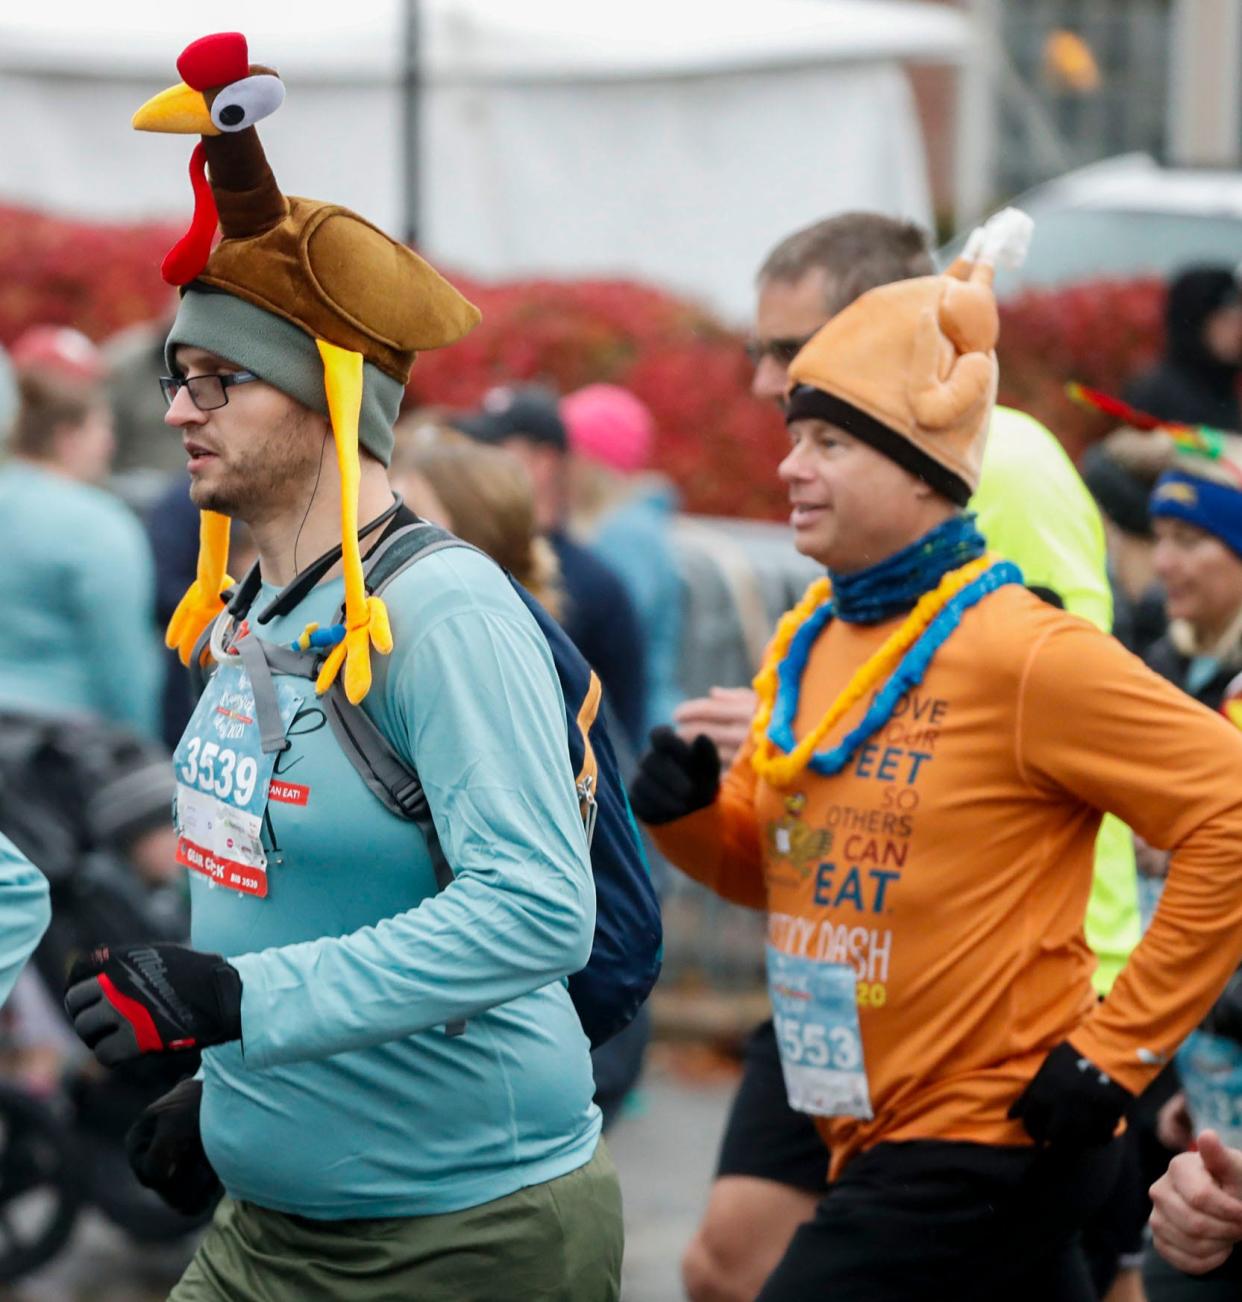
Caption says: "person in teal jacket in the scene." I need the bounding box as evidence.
[0,829,50,1006]
[0,369,160,738]
[64,37,622,1300]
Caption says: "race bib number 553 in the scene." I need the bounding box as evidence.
[767,944,874,1120]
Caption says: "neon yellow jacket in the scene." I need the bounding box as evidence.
[973,405,1140,994]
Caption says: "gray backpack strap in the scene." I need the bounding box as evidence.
[321,687,464,1038]
[261,643,321,676]
[361,521,454,579]
[322,681,455,893]
[187,619,218,700]
[334,522,484,627]
[324,524,484,891]
[232,635,294,756]
[336,523,485,1040]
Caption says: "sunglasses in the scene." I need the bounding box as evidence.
[159,370,259,412]
[744,334,817,367]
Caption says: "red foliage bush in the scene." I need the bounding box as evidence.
[405,277,788,519]
[0,200,1179,514]
[0,201,791,517]
[998,278,1166,459]
[0,203,179,345]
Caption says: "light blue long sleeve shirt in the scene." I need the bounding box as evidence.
[185,547,600,1219]
[0,462,160,737]
[0,830,50,1006]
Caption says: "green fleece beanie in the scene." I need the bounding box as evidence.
[165,288,403,466]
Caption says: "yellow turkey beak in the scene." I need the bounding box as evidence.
[132,82,221,136]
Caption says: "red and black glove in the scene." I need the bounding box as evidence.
[64,943,242,1067]
[126,1076,222,1216]
[1008,1040,1133,1147]
[629,727,721,826]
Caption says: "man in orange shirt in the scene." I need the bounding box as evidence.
[631,213,1242,1301]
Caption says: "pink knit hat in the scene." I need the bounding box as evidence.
[561,384,655,474]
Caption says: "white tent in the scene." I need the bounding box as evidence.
[0,0,973,318]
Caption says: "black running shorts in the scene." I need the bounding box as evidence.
[715,1019,831,1193]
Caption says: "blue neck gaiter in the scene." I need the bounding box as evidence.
[830,513,987,624]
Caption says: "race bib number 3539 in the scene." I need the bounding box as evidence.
[767,944,874,1120]
[172,659,301,899]
[179,738,261,807]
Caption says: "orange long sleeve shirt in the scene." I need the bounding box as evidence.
[654,585,1242,1179]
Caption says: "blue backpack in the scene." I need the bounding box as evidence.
[200,508,662,1049]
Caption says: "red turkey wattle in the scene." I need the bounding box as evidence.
[158,33,250,286]
[161,142,218,287]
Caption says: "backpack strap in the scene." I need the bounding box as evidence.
[187,618,217,701]
[187,557,264,701]
[232,634,294,756]
[349,520,482,607]
[332,520,480,1039]
[321,681,455,893]
[323,520,481,893]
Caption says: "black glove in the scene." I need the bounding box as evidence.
[65,943,243,1067]
[125,1077,222,1216]
[1008,1040,1133,1147]
[629,727,721,825]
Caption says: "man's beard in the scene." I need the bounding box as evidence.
[190,408,325,521]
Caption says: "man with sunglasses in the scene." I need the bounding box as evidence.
[674,211,1144,1302]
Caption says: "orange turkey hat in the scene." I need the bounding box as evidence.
[134,31,480,705]
[786,208,1034,505]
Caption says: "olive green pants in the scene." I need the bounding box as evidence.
[169,1143,623,1302]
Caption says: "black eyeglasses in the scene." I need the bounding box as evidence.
[744,335,817,367]
[159,371,258,411]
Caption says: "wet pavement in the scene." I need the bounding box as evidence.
[6,1047,739,1302]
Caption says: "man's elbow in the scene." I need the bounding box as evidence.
[547,864,597,978]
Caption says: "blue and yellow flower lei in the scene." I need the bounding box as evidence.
[751,555,1021,787]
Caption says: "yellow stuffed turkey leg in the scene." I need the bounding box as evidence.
[313,339,393,704]
[166,509,233,665]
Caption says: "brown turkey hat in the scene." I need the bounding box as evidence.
[138,32,478,380]
[135,31,481,704]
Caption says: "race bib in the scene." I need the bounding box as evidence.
[1178,1030,1242,1150]
[767,944,873,1119]
[172,659,302,898]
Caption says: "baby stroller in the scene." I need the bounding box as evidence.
[0,711,215,1283]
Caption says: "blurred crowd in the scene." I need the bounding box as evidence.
[0,222,1240,1298]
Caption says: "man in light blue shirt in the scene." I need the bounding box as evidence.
[66,35,622,1299]
[68,310,622,1302]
